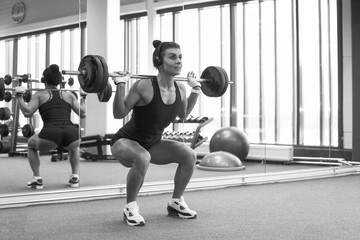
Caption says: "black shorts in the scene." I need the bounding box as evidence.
[39,124,79,148]
[110,129,161,150]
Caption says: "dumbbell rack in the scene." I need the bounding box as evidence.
[77,118,213,161]
[171,117,213,149]
[0,108,11,153]
[2,75,34,157]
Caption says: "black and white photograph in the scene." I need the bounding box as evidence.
[0,0,359,239]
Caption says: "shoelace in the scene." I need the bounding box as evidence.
[30,177,41,182]
[127,205,140,215]
[174,200,189,210]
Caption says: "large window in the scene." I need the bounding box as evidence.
[151,0,339,147]
[155,6,232,138]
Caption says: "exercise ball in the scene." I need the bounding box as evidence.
[209,127,249,161]
[197,151,245,171]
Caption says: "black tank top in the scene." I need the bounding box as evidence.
[39,90,73,127]
[119,77,181,147]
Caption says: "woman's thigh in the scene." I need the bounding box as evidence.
[148,139,196,165]
[28,134,58,152]
[111,138,150,168]
[63,139,80,152]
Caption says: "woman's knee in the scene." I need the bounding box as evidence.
[64,140,80,152]
[111,141,151,169]
[133,151,151,170]
[28,137,38,150]
[178,146,197,165]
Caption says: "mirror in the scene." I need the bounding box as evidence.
[0,0,84,195]
[0,0,356,208]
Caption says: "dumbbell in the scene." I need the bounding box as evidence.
[0,107,11,120]
[0,123,35,138]
[0,140,11,153]
[2,74,40,85]
[2,90,32,102]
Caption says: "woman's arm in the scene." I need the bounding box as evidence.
[15,87,40,117]
[178,72,201,119]
[70,93,86,118]
[112,77,142,119]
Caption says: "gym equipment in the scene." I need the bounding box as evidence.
[0,107,11,120]
[162,130,204,143]
[3,90,32,102]
[62,55,232,100]
[0,123,35,137]
[209,127,250,161]
[78,117,213,161]
[51,148,69,162]
[2,74,40,85]
[60,78,75,88]
[62,55,108,93]
[173,115,209,123]
[0,124,10,136]
[0,77,82,102]
[0,140,11,153]
[110,66,231,97]
[97,82,113,102]
[196,151,246,171]
[0,78,4,101]
[2,74,74,86]
[21,124,35,138]
[79,134,116,161]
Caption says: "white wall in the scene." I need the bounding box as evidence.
[0,0,86,37]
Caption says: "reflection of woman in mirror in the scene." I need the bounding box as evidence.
[110,40,201,226]
[14,64,87,189]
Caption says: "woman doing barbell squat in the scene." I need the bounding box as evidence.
[110,40,201,226]
[15,64,86,189]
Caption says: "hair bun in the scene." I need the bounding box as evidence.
[49,64,59,72]
[153,40,162,48]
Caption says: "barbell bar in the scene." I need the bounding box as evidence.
[111,71,232,84]
[0,78,82,103]
[66,70,229,84]
[62,55,231,98]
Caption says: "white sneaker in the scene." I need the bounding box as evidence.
[26,176,43,189]
[167,196,197,219]
[68,174,79,188]
[123,202,145,226]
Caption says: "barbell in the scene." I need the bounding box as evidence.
[0,77,81,102]
[2,74,75,87]
[0,55,231,103]
[62,55,231,99]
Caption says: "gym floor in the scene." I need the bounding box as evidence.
[1,154,360,240]
[0,153,321,194]
[1,174,359,240]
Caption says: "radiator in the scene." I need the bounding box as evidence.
[247,144,294,162]
[194,142,294,162]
